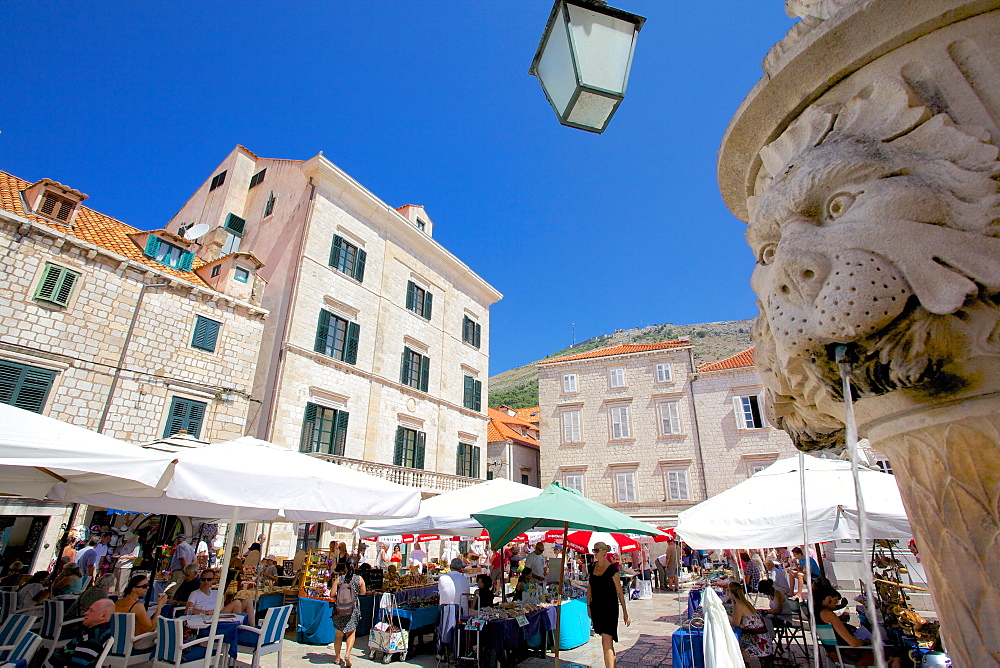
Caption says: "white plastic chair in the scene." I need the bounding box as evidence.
[0,631,41,668]
[815,623,865,668]
[39,599,83,665]
[105,613,156,668]
[0,614,37,655]
[235,605,292,668]
[152,617,222,668]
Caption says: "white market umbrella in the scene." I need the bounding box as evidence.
[675,454,911,549]
[357,477,543,538]
[0,403,176,498]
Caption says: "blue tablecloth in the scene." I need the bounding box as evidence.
[671,626,742,668]
[482,606,557,657]
[297,598,336,645]
[380,606,439,631]
[195,614,247,659]
[554,598,590,650]
[687,589,702,619]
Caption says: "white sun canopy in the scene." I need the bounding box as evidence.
[675,454,911,549]
[55,436,421,522]
[357,478,544,538]
[0,403,176,499]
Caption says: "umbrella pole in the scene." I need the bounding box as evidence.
[554,521,567,667]
[206,507,240,668]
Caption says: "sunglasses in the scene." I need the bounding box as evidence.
[201,576,216,581]
[136,584,150,589]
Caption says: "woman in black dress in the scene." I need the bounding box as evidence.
[587,542,631,668]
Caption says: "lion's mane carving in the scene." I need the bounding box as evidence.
[747,78,1000,450]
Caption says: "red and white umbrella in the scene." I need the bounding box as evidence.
[631,527,676,543]
[566,531,640,554]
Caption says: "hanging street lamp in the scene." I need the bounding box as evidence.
[529,0,646,134]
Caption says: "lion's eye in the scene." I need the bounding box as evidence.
[758,243,777,266]
[825,192,856,220]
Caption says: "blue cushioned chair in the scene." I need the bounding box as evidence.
[235,605,292,668]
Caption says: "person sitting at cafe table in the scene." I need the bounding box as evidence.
[186,569,255,623]
[814,584,905,668]
[261,555,280,585]
[48,598,116,668]
[17,571,50,609]
[51,562,85,596]
[172,564,202,605]
[115,574,167,650]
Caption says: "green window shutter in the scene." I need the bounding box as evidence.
[353,249,366,282]
[456,443,466,476]
[178,251,195,271]
[333,410,349,456]
[264,191,276,217]
[463,375,474,409]
[472,446,481,478]
[345,322,360,365]
[406,281,415,311]
[55,270,78,306]
[143,235,161,258]
[400,348,411,385]
[164,397,206,438]
[474,323,481,349]
[414,431,426,470]
[423,291,433,320]
[191,316,221,352]
[35,264,62,302]
[330,235,343,269]
[394,427,405,466]
[0,361,57,414]
[300,403,318,452]
[474,380,482,412]
[315,310,331,355]
[462,316,470,343]
[419,355,430,392]
[224,213,246,235]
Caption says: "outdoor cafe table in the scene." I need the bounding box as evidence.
[179,613,247,660]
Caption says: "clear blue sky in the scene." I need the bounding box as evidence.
[1,1,795,375]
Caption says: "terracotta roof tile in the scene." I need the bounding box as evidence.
[487,407,540,448]
[514,407,540,424]
[538,340,691,365]
[0,170,211,288]
[697,347,756,372]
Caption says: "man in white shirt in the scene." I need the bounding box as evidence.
[170,535,196,585]
[436,558,471,660]
[114,533,141,595]
[523,543,547,584]
[75,538,100,578]
[408,543,428,569]
[93,533,114,574]
[186,569,255,621]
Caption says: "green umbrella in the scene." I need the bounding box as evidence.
[472,482,664,666]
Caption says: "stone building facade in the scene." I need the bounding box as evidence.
[486,406,541,487]
[163,146,502,556]
[0,169,268,570]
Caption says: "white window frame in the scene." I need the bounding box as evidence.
[875,459,894,475]
[655,362,672,383]
[666,469,690,501]
[733,393,770,430]
[609,405,631,439]
[561,410,581,443]
[564,473,584,494]
[748,463,769,478]
[562,373,578,393]
[615,471,637,503]
[609,367,626,388]
[658,401,682,436]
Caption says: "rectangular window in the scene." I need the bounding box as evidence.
[561,410,581,443]
[562,373,577,393]
[38,192,74,222]
[610,405,631,439]
[609,368,626,388]
[462,316,482,348]
[658,401,682,435]
[0,360,57,414]
[163,397,207,438]
[224,213,246,235]
[400,347,430,391]
[416,220,426,231]
[233,267,249,283]
[666,470,690,501]
[143,236,195,271]
[456,443,481,478]
[748,463,769,478]
[263,191,276,217]
[315,310,359,364]
[209,170,227,191]
[300,402,349,455]
[248,168,266,189]
[405,281,433,320]
[34,263,80,307]
[564,473,584,494]
[733,394,768,429]
[876,460,894,475]
[329,235,367,282]
[655,362,672,383]
[210,265,221,277]
[191,315,221,353]
[521,473,530,485]
[615,471,637,503]
[394,426,426,469]
[463,375,482,411]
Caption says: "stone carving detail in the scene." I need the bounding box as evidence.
[785,0,861,21]
[763,0,864,76]
[747,78,1000,450]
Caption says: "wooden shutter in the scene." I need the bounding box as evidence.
[414,431,426,469]
[330,235,344,269]
[0,361,56,414]
[353,249,366,282]
[406,281,416,311]
[224,213,246,235]
[472,446,481,478]
[394,427,405,466]
[345,322,360,364]
[191,316,221,352]
[423,291,433,320]
[300,403,318,452]
[474,323,481,348]
[332,410,349,456]
[419,355,430,392]
[456,443,466,476]
[178,251,195,271]
[733,396,748,430]
[164,397,206,438]
[143,235,161,258]
[462,316,470,343]
[473,380,482,412]
[315,310,331,355]
[54,269,78,306]
[35,264,78,306]
[758,393,771,427]
[264,191,275,217]
[463,375,473,408]
[400,348,411,385]
[40,193,58,216]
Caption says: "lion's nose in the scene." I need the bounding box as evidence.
[772,251,829,306]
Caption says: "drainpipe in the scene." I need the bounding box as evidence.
[686,348,709,502]
[507,440,513,480]
[97,281,170,434]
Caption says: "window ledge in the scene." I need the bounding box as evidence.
[560,441,586,446]
[609,438,636,443]
[657,433,687,440]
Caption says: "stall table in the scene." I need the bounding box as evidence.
[297,585,439,645]
[466,606,558,667]
[671,626,741,668]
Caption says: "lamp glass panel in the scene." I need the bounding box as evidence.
[535,14,577,116]
[566,91,618,130]
[566,4,636,95]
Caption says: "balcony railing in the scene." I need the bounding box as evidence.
[308,453,481,494]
